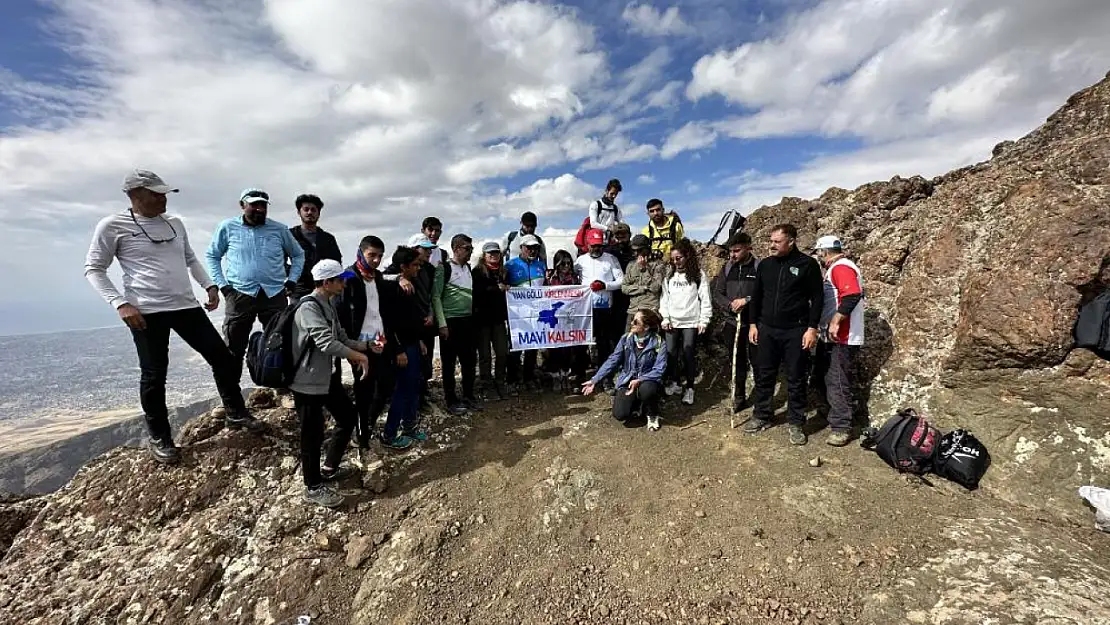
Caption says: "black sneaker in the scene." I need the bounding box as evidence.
[742,418,771,434]
[320,466,360,482]
[148,437,181,465]
[463,396,484,412]
[226,412,265,432]
[447,402,469,416]
[303,484,344,508]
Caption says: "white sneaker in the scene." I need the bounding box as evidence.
[665,381,682,396]
[682,388,695,405]
[647,415,661,431]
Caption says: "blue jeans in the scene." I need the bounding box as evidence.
[383,343,423,441]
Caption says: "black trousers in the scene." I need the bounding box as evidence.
[130,306,247,442]
[351,351,394,446]
[724,323,756,407]
[593,307,617,368]
[812,342,859,432]
[295,380,356,488]
[222,288,287,379]
[612,380,662,420]
[509,349,538,383]
[419,326,437,398]
[665,328,698,388]
[478,321,509,383]
[441,316,477,403]
[751,325,811,426]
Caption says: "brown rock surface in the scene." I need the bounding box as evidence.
[727,75,1110,522]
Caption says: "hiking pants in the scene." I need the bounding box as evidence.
[612,380,662,421]
[441,316,477,403]
[751,325,810,426]
[130,306,247,442]
[724,323,756,409]
[351,350,394,446]
[295,379,356,489]
[813,342,859,432]
[383,343,423,441]
[665,327,698,389]
[222,288,287,380]
[509,350,538,383]
[478,321,509,384]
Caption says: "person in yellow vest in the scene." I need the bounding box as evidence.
[642,198,685,260]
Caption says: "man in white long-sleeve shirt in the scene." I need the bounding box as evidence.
[84,170,260,465]
[588,179,623,237]
[575,229,625,384]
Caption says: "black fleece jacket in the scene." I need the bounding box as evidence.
[748,246,824,330]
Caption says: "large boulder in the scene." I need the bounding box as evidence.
[722,74,1110,524]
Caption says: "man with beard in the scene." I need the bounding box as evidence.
[743,224,824,446]
[288,193,342,300]
[206,188,305,380]
[86,170,261,464]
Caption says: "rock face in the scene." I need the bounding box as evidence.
[729,74,1110,523]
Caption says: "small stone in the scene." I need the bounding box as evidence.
[345,535,375,569]
[372,532,389,546]
[599,605,611,617]
[694,510,706,519]
[476,514,485,525]
[314,532,337,551]
[710,549,723,559]
[809,457,822,467]
[751,527,765,538]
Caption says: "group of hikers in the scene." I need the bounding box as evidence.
[85,171,865,508]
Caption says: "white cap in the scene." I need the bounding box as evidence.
[311,259,355,281]
[122,169,178,194]
[407,233,437,248]
[239,188,271,204]
[518,234,541,248]
[814,235,843,251]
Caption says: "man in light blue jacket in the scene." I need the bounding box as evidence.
[290,259,374,508]
[206,188,305,379]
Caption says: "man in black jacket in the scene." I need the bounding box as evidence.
[710,232,759,414]
[743,224,824,445]
[289,194,342,299]
[335,235,392,448]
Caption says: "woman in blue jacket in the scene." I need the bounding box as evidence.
[581,308,668,431]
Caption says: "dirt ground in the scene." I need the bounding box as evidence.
[282,375,1110,625]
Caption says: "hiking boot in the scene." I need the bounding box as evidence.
[148,437,181,465]
[403,429,429,442]
[664,381,682,396]
[320,466,360,482]
[826,431,852,447]
[682,388,695,406]
[447,402,469,416]
[463,396,484,412]
[742,418,771,434]
[788,425,808,446]
[731,398,748,414]
[226,412,266,433]
[303,485,344,508]
[381,434,414,450]
[646,415,661,432]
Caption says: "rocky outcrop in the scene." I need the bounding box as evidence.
[728,73,1110,524]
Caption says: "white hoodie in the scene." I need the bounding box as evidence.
[660,269,712,329]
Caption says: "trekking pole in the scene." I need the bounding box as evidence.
[729,312,742,429]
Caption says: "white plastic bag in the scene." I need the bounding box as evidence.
[1078,486,1110,532]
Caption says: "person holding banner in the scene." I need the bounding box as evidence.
[472,241,512,399]
[660,238,712,406]
[582,309,668,431]
[506,234,547,389]
[575,229,625,389]
[545,249,589,381]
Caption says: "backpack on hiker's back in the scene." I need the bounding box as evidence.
[246,298,317,389]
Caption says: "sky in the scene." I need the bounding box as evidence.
[1,0,1109,335]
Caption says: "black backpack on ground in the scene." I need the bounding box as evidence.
[933,429,991,490]
[1074,290,1110,356]
[861,408,942,475]
[246,298,318,389]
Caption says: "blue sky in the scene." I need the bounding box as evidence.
[1,0,1109,335]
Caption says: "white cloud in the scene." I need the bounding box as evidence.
[579,135,659,171]
[637,174,656,184]
[622,3,695,37]
[660,122,718,159]
[645,80,685,110]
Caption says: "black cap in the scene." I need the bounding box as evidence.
[630,234,650,250]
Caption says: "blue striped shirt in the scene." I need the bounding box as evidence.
[205,217,305,297]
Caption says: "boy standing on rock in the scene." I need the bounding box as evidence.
[85,170,260,466]
[290,260,374,508]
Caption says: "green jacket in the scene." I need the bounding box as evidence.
[621,259,665,312]
[433,260,474,327]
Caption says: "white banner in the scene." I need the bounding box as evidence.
[506,286,594,352]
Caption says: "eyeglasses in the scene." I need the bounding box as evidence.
[129,209,178,244]
[630,317,644,326]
